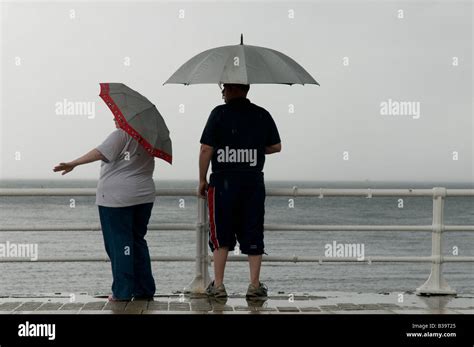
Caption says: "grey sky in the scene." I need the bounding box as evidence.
[0,1,472,182]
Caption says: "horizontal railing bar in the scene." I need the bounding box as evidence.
[226,256,474,262]
[267,225,474,232]
[0,256,193,262]
[266,188,474,197]
[444,226,474,231]
[266,225,436,231]
[229,256,436,262]
[1,256,473,263]
[443,257,474,262]
[0,224,196,232]
[1,188,473,197]
[0,188,197,197]
[2,224,473,232]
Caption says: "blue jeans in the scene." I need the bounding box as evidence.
[98,203,156,300]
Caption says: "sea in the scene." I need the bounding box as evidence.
[0,179,473,296]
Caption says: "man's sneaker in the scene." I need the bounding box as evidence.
[206,281,228,298]
[246,282,268,299]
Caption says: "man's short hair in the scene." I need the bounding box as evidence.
[225,84,250,93]
[237,84,250,93]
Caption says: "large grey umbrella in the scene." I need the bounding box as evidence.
[164,35,319,85]
[99,83,172,164]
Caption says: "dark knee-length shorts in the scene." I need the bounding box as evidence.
[207,172,265,255]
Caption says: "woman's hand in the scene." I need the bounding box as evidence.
[52,149,105,176]
[53,162,76,175]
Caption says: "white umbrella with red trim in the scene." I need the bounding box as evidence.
[99,83,172,164]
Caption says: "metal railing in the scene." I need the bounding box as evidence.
[1,187,473,296]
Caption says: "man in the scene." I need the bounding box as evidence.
[198,83,281,299]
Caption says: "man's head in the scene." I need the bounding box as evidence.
[221,84,250,103]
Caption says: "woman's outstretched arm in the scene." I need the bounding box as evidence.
[53,149,106,175]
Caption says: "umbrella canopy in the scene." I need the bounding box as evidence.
[165,34,319,86]
[99,83,172,164]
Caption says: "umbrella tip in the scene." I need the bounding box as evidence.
[240,33,243,45]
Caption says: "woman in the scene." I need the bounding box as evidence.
[53,119,156,301]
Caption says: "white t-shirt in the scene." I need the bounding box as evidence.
[95,129,156,207]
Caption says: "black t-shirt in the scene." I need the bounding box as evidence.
[200,97,281,173]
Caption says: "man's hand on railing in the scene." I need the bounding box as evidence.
[198,144,213,198]
[198,180,208,198]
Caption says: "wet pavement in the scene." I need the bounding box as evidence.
[0,291,473,314]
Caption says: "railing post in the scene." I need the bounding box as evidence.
[184,196,211,294]
[416,187,456,295]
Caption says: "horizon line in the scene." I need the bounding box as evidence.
[1,178,473,184]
